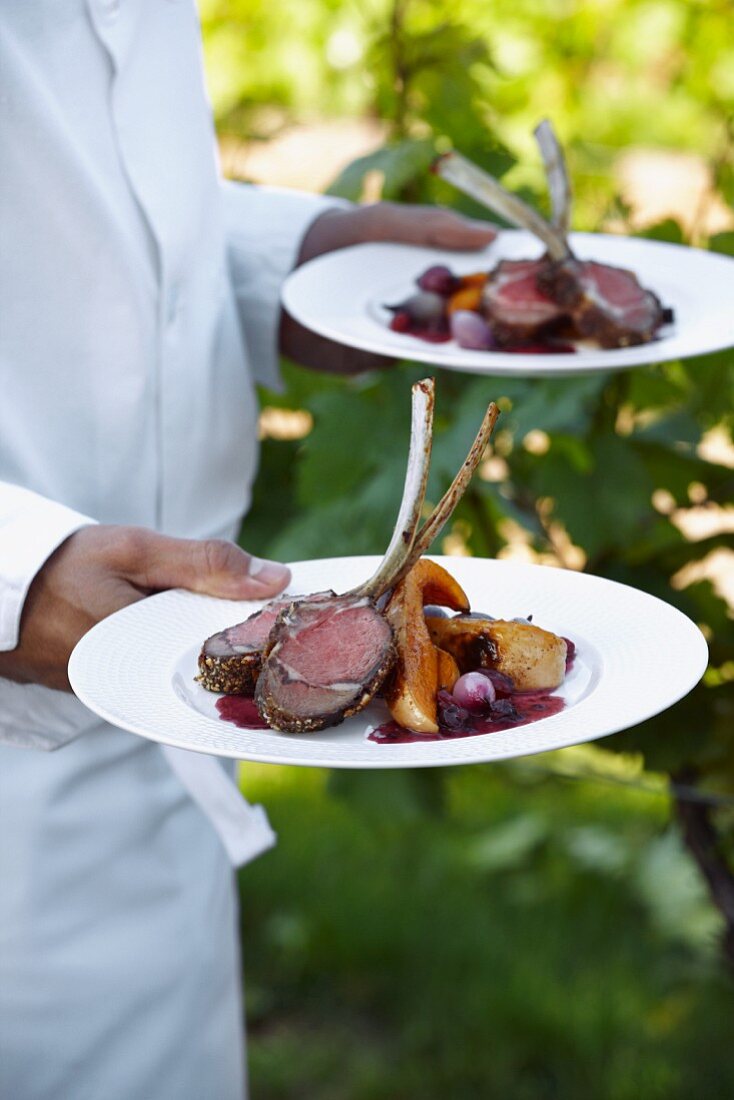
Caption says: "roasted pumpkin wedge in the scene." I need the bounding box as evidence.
[436,648,460,693]
[425,614,567,693]
[385,559,469,734]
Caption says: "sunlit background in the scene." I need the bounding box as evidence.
[198,3,733,1096]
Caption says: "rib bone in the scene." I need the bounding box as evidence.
[395,400,500,580]
[534,119,572,238]
[350,395,499,599]
[434,151,570,262]
[255,385,501,733]
[347,377,434,599]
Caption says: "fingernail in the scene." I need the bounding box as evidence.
[248,557,291,586]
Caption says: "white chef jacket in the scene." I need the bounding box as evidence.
[0,3,339,1098]
[0,1,339,828]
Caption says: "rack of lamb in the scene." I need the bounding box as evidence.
[199,379,500,733]
[434,120,672,349]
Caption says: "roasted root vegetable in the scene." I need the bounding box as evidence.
[425,614,567,692]
[385,559,469,734]
[447,284,484,315]
[460,272,489,290]
[436,648,460,693]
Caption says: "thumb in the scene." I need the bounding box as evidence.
[126,533,291,599]
[423,210,497,250]
[376,204,497,251]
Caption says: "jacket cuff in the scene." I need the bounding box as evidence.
[0,485,100,751]
[0,483,96,651]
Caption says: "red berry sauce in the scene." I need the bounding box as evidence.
[368,689,565,744]
[215,695,269,730]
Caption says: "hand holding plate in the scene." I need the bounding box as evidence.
[0,527,290,692]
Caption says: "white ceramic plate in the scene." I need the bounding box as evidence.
[281,233,734,377]
[68,556,707,770]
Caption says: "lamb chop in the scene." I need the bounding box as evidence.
[198,377,437,696]
[255,380,500,734]
[435,120,671,349]
[198,593,333,694]
[479,259,568,347]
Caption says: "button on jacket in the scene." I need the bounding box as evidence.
[0,3,337,1097]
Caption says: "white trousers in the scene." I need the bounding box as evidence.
[0,723,246,1100]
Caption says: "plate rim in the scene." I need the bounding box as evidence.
[68,556,709,770]
[281,233,734,377]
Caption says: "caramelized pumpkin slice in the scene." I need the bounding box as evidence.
[447,284,484,315]
[436,648,460,692]
[460,271,489,289]
[425,615,567,692]
[385,559,469,734]
[416,561,470,613]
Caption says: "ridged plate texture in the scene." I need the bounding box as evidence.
[282,234,734,377]
[68,557,708,769]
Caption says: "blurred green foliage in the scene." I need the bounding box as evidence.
[207,0,734,797]
[201,0,734,224]
[199,0,734,1092]
[240,760,734,1099]
[248,355,733,789]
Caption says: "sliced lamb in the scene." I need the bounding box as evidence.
[255,596,395,733]
[198,591,333,694]
[198,599,290,695]
[255,377,436,732]
[537,258,668,347]
[255,381,500,734]
[435,120,672,349]
[482,259,566,347]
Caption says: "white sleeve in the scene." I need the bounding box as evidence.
[222,180,349,391]
[0,481,98,751]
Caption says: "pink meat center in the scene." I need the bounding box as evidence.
[579,262,657,325]
[486,261,561,321]
[279,602,390,685]
[226,603,285,649]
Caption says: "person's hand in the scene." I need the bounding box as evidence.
[280,202,497,373]
[0,525,291,692]
[296,202,497,265]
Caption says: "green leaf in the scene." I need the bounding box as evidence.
[529,432,655,559]
[637,441,734,506]
[240,438,301,558]
[637,219,685,244]
[709,231,734,257]
[326,140,436,201]
[625,365,688,414]
[502,374,610,440]
[680,350,734,428]
[633,409,702,448]
[463,814,549,872]
[328,769,446,821]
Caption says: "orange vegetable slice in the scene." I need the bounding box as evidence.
[425,615,567,692]
[385,559,469,734]
[437,648,460,692]
[460,272,489,289]
[447,285,484,315]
